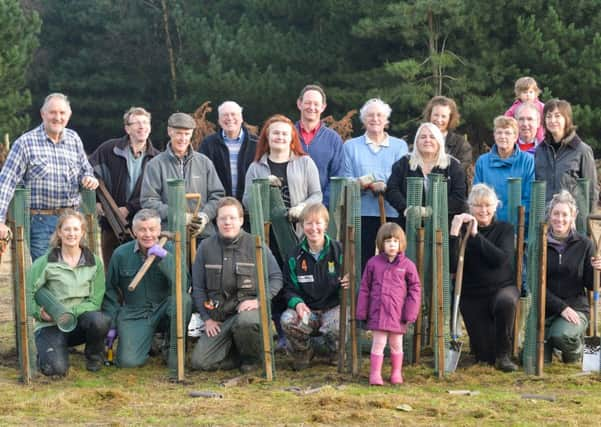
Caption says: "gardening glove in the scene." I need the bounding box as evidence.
[268,175,282,187]
[357,174,376,190]
[188,212,210,237]
[148,244,167,259]
[288,203,306,222]
[369,181,387,195]
[403,206,432,218]
[105,328,117,348]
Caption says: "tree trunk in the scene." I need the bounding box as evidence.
[161,0,178,103]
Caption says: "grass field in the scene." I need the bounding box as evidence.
[1,263,601,426]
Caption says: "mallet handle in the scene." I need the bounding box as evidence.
[128,236,169,291]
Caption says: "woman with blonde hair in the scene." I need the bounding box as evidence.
[386,122,467,228]
[28,209,109,376]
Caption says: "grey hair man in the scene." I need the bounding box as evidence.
[199,101,257,202]
[141,112,225,239]
[515,102,542,154]
[0,93,98,260]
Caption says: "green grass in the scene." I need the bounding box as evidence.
[1,342,601,426]
[1,273,601,426]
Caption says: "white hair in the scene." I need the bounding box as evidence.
[468,183,499,213]
[359,98,392,124]
[218,101,243,116]
[41,93,71,112]
[409,122,450,170]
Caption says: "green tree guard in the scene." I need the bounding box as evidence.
[167,179,187,379]
[249,182,276,378]
[404,176,425,364]
[9,187,36,380]
[268,186,298,261]
[523,180,546,374]
[80,188,101,256]
[327,177,347,240]
[507,178,522,231]
[437,179,451,368]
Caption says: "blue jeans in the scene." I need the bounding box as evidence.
[35,311,110,376]
[30,214,58,261]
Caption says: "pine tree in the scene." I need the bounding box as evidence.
[0,1,40,140]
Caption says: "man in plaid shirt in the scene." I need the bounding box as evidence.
[0,93,98,260]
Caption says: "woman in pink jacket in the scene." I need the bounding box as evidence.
[357,222,421,385]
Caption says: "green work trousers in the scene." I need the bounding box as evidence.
[116,295,192,368]
[545,311,588,363]
[190,309,261,371]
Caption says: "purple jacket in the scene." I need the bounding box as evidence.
[356,253,421,333]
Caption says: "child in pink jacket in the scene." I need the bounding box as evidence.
[505,76,545,144]
[357,223,421,385]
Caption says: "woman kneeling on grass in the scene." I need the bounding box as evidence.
[28,209,110,376]
[280,203,348,371]
[544,190,601,363]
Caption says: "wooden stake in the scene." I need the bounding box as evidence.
[536,224,548,376]
[16,226,30,384]
[255,235,274,380]
[348,225,359,376]
[174,231,185,381]
[513,206,525,358]
[436,229,444,379]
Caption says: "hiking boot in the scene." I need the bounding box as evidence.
[275,336,288,353]
[562,351,583,364]
[292,348,314,371]
[86,358,103,372]
[544,343,553,364]
[495,354,518,372]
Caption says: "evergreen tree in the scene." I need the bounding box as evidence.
[0,1,40,140]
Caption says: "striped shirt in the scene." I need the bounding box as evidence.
[223,129,244,197]
[0,124,94,221]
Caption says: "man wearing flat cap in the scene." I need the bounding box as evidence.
[141,112,225,239]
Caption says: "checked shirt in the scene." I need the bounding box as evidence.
[0,124,94,221]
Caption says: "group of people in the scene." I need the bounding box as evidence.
[2,76,599,383]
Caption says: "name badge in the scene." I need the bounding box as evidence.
[297,275,314,283]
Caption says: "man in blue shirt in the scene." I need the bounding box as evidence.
[295,85,343,207]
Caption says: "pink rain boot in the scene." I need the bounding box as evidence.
[390,352,404,385]
[369,353,384,385]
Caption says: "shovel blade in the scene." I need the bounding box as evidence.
[582,336,601,372]
[444,340,462,373]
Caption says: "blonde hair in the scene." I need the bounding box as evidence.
[409,122,450,171]
[547,190,578,231]
[493,116,518,135]
[49,209,88,248]
[514,76,540,98]
[301,203,329,225]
